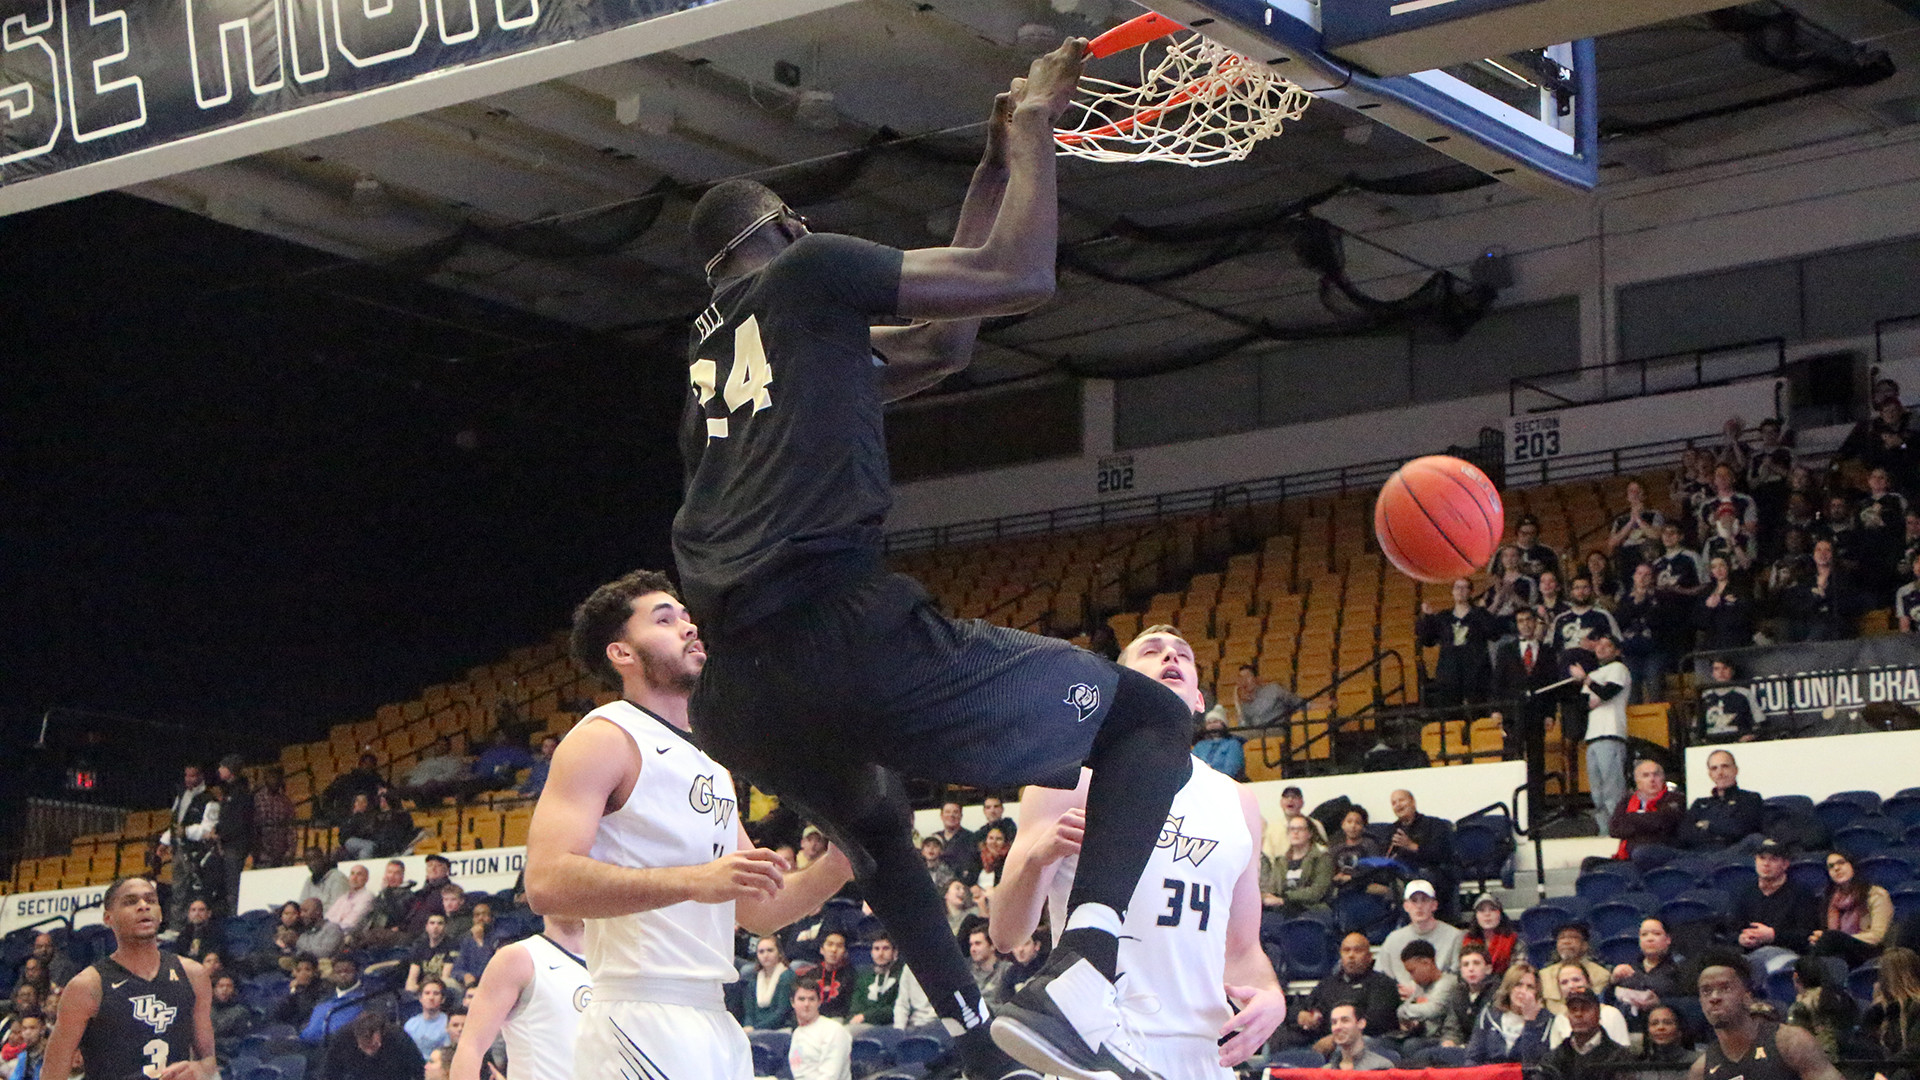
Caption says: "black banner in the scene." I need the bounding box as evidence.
[1694,635,1920,734]
[0,0,707,184]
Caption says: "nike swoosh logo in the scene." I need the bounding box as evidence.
[655,746,672,754]
[112,980,128,989]
[549,964,564,969]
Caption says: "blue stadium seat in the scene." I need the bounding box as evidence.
[1576,863,1639,903]
[1271,1048,1327,1069]
[1589,901,1645,941]
[228,1058,262,1080]
[1644,865,1700,901]
[1788,859,1831,897]
[895,1036,945,1066]
[1333,891,1395,945]
[1629,844,1683,872]
[1859,853,1915,890]
[1906,822,1920,847]
[1373,1045,1405,1067]
[871,1068,926,1080]
[1765,795,1816,816]
[1835,821,1899,860]
[1817,793,1880,833]
[243,1068,283,1080]
[1527,937,1558,968]
[267,1054,307,1080]
[1849,959,1881,1003]
[1765,968,1797,1006]
[1596,933,1640,968]
[1708,862,1758,894]
[1455,819,1513,887]
[1279,918,1339,978]
[1884,788,1920,827]
[1658,889,1726,930]
[1427,1046,1469,1068]
[1519,903,1574,945]
[851,1037,893,1078]
[1891,883,1920,927]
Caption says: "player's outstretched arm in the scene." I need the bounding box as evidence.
[451,941,532,1080]
[874,85,1016,402]
[1218,787,1285,1067]
[737,826,855,937]
[987,775,1088,952]
[41,965,99,1079]
[894,39,1087,321]
[525,720,787,918]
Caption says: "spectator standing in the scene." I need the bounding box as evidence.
[787,979,852,1080]
[158,764,219,925]
[1539,924,1612,1016]
[252,768,297,869]
[1583,551,1620,605]
[1512,517,1562,580]
[1608,482,1666,584]
[1550,578,1622,657]
[1609,760,1680,860]
[1386,792,1458,918]
[1680,749,1766,849]
[1568,636,1631,834]
[1612,565,1669,704]
[1382,881,1464,990]
[1652,525,1708,604]
[1858,468,1911,593]
[1783,539,1855,642]
[1192,716,1245,780]
[1419,580,1498,709]
[1731,840,1823,974]
[212,755,253,917]
[743,936,795,1031]
[1809,850,1893,967]
[1702,505,1759,577]
[1745,419,1796,524]
[1483,545,1539,624]
[1463,894,1519,975]
[1897,552,1920,631]
[1700,659,1765,743]
[1697,465,1760,545]
[1697,555,1757,651]
[980,795,1018,848]
[1466,963,1552,1065]
[1535,570,1570,628]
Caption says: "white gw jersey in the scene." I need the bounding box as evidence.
[569,701,741,990]
[1045,758,1252,1041]
[502,934,591,1080]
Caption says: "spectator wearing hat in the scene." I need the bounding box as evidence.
[1540,988,1632,1080]
[1679,749,1766,849]
[1731,839,1823,975]
[1539,923,1611,1016]
[1277,786,1326,843]
[1463,894,1519,975]
[1544,965,1629,1049]
[1382,880,1464,992]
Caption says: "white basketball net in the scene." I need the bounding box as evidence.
[1055,32,1314,166]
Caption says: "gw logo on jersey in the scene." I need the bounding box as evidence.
[1156,815,1219,866]
[131,993,178,1034]
[689,774,737,828]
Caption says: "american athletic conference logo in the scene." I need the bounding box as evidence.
[1064,683,1100,722]
[131,993,178,1033]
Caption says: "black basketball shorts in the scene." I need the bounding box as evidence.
[689,569,1119,795]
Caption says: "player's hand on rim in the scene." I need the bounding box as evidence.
[1218,984,1287,1066]
[693,848,789,903]
[1022,37,1089,121]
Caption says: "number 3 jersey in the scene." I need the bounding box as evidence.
[674,231,907,632]
[1044,757,1252,1039]
[572,701,742,993]
[82,951,198,1080]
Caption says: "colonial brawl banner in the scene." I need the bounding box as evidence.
[1692,634,1920,736]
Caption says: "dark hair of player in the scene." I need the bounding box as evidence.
[689,179,787,263]
[571,569,682,689]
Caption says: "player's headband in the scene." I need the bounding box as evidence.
[703,204,805,281]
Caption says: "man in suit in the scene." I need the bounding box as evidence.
[1490,609,1562,836]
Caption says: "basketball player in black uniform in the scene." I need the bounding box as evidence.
[43,877,214,1080]
[676,39,1190,1080]
[1690,949,1841,1080]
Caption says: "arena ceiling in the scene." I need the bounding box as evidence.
[117,0,1920,392]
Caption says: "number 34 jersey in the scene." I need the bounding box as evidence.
[1045,757,1253,1039]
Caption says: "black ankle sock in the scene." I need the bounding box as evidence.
[1057,927,1119,980]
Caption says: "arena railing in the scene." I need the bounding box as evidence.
[1508,337,1787,416]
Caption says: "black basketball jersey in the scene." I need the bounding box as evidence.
[82,952,198,1080]
[1704,1021,1797,1080]
[673,232,905,632]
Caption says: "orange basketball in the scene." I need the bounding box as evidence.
[1373,456,1505,583]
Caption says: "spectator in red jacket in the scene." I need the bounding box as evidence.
[1609,759,1681,861]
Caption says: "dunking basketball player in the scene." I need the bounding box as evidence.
[990,625,1286,1080]
[526,570,854,1080]
[676,38,1194,1080]
[42,877,215,1080]
[450,914,591,1080]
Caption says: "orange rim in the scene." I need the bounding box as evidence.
[1086,11,1185,59]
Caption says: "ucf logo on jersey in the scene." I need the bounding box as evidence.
[1156,815,1219,866]
[131,993,178,1034]
[688,774,737,829]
